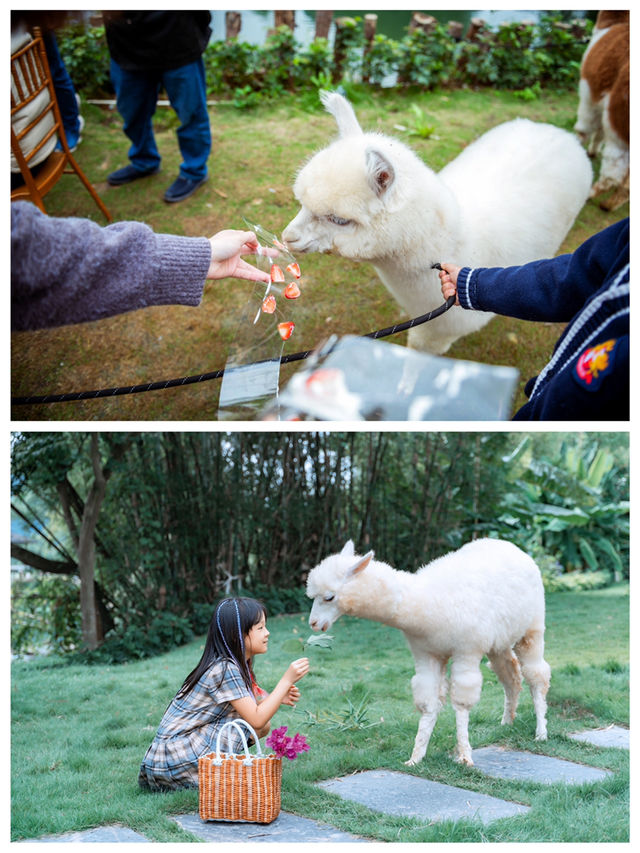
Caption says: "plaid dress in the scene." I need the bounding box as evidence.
[138,658,253,790]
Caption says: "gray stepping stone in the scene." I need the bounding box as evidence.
[173,811,369,842]
[20,825,149,843]
[317,769,529,825]
[472,746,612,784]
[568,725,629,749]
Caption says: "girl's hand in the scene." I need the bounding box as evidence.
[285,658,309,685]
[438,263,462,305]
[281,685,301,707]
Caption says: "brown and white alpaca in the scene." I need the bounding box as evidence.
[307,539,550,766]
[574,10,629,210]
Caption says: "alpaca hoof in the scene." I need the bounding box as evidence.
[535,732,548,742]
[455,752,474,766]
[405,757,418,766]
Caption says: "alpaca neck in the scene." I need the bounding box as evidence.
[343,562,420,630]
[371,179,462,313]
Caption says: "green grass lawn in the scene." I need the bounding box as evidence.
[10,87,628,420]
[11,584,629,842]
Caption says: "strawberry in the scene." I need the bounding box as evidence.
[278,321,295,340]
[286,262,301,279]
[262,294,277,313]
[270,264,285,282]
[284,281,301,299]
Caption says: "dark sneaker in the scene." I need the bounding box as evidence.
[163,175,207,203]
[107,164,160,186]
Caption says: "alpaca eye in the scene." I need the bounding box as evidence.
[323,593,335,602]
[326,214,352,227]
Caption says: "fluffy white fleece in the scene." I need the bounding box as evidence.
[307,538,551,765]
[284,92,592,354]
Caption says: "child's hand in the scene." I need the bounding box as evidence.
[281,685,301,707]
[285,657,309,685]
[438,263,462,305]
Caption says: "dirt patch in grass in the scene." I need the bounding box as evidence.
[11,92,627,421]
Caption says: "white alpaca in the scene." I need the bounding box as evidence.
[283,92,592,354]
[307,539,551,766]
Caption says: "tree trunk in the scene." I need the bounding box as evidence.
[315,10,333,39]
[274,11,295,31]
[225,11,242,40]
[409,12,437,34]
[362,14,378,84]
[74,435,107,650]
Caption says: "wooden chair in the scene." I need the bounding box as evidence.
[11,27,111,221]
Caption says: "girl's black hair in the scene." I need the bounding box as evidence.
[177,597,267,699]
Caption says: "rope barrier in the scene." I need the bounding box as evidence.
[12,290,455,407]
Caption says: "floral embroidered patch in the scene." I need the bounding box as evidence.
[573,338,619,391]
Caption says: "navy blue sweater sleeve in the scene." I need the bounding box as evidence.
[457,219,629,322]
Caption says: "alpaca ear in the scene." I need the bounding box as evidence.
[366,148,395,197]
[347,550,374,577]
[341,540,355,556]
[320,90,363,137]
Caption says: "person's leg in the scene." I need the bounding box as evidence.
[43,31,82,149]
[109,58,161,180]
[162,58,211,185]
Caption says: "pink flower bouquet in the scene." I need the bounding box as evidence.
[266,726,310,760]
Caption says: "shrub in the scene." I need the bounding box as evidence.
[78,611,196,665]
[204,39,259,94]
[54,15,591,104]
[396,26,457,89]
[11,573,81,657]
[57,24,112,98]
[363,35,401,86]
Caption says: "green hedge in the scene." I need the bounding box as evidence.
[57,14,591,104]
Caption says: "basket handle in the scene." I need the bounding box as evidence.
[212,719,262,766]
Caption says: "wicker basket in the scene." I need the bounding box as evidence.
[198,720,282,823]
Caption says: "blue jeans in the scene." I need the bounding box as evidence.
[110,58,211,181]
[43,32,81,146]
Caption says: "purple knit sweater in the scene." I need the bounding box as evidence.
[11,201,212,331]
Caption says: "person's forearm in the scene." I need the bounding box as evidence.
[457,256,577,322]
[11,201,211,330]
[232,676,293,731]
[458,219,629,323]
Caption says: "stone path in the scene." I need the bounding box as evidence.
[173,811,367,842]
[318,769,529,826]
[20,826,150,843]
[471,746,612,785]
[568,724,629,749]
[20,726,627,843]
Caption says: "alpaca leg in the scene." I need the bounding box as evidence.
[600,168,629,211]
[405,656,448,766]
[574,79,602,153]
[449,655,483,765]
[487,649,523,725]
[515,630,551,741]
[591,107,629,200]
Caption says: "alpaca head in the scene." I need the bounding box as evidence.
[283,91,431,262]
[307,540,374,632]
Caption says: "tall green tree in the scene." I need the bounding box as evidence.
[12,432,132,649]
